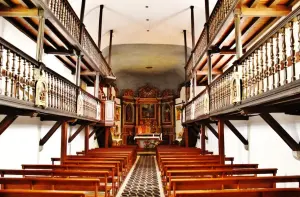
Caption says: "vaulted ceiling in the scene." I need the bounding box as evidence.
[69,0,218,93]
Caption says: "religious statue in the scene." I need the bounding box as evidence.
[115,106,120,121]
[164,104,171,122]
[125,104,133,122]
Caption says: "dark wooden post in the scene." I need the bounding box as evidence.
[218,119,225,164]
[190,6,195,49]
[85,125,89,154]
[105,127,110,148]
[108,30,113,66]
[201,124,206,155]
[184,127,189,147]
[204,0,212,84]
[98,5,104,50]
[183,30,188,66]
[61,121,68,162]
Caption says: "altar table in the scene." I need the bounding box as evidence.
[134,133,162,148]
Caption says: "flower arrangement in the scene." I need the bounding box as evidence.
[144,140,160,149]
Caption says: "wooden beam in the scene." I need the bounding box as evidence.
[184,127,189,147]
[81,71,97,76]
[44,47,74,56]
[196,69,223,76]
[218,119,225,164]
[68,125,85,143]
[241,5,291,17]
[224,120,249,146]
[39,121,62,146]
[0,115,18,135]
[204,123,219,139]
[61,122,68,162]
[105,127,109,148]
[89,128,96,138]
[0,6,39,17]
[260,113,300,151]
[201,124,206,155]
[85,126,89,154]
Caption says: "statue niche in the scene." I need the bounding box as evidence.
[125,104,134,123]
[162,103,171,123]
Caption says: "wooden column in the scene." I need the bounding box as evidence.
[201,124,206,155]
[75,54,82,86]
[36,10,45,62]
[183,30,187,66]
[84,125,89,154]
[98,5,104,49]
[218,119,225,164]
[190,6,195,49]
[205,0,212,84]
[108,30,113,66]
[60,122,68,162]
[105,127,109,148]
[234,9,243,59]
[94,72,100,98]
[184,127,189,147]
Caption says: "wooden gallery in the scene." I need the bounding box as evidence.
[0,0,300,197]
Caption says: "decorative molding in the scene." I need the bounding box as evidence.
[138,84,160,98]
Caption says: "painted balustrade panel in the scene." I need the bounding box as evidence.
[0,38,36,104]
[185,103,192,121]
[194,89,210,119]
[241,12,300,100]
[104,100,114,122]
[47,0,81,42]
[77,89,101,120]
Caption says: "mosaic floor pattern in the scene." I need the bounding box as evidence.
[119,156,162,197]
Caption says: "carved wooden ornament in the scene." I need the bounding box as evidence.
[138,84,160,98]
[77,91,84,116]
[34,69,48,108]
[230,72,242,104]
[96,101,101,120]
[204,89,210,114]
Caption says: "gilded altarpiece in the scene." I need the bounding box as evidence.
[121,85,175,148]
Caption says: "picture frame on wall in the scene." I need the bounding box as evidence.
[140,104,156,119]
[115,106,121,121]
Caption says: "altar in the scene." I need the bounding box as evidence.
[134,133,162,148]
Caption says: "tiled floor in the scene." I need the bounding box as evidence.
[117,156,164,197]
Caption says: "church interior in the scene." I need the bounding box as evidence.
[0,0,300,196]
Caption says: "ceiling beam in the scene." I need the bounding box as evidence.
[0,6,40,17]
[197,69,223,76]
[241,5,291,17]
[81,71,97,76]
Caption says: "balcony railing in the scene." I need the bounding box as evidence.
[185,0,239,80]
[47,0,112,77]
[183,7,300,122]
[0,37,114,123]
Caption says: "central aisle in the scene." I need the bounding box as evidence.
[118,156,164,197]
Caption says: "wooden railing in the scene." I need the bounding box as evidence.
[47,0,112,76]
[185,0,239,80]
[48,0,81,42]
[183,8,300,122]
[0,37,116,123]
[209,66,234,113]
[0,37,37,104]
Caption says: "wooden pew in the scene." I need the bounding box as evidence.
[165,168,278,192]
[0,190,86,197]
[162,164,259,176]
[169,188,300,197]
[0,177,101,197]
[0,169,111,197]
[21,164,118,196]
[169,176,300,197]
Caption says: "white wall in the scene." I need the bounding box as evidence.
[205,114,300,178]
[175,86,185,139]
[0,17,92,168]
